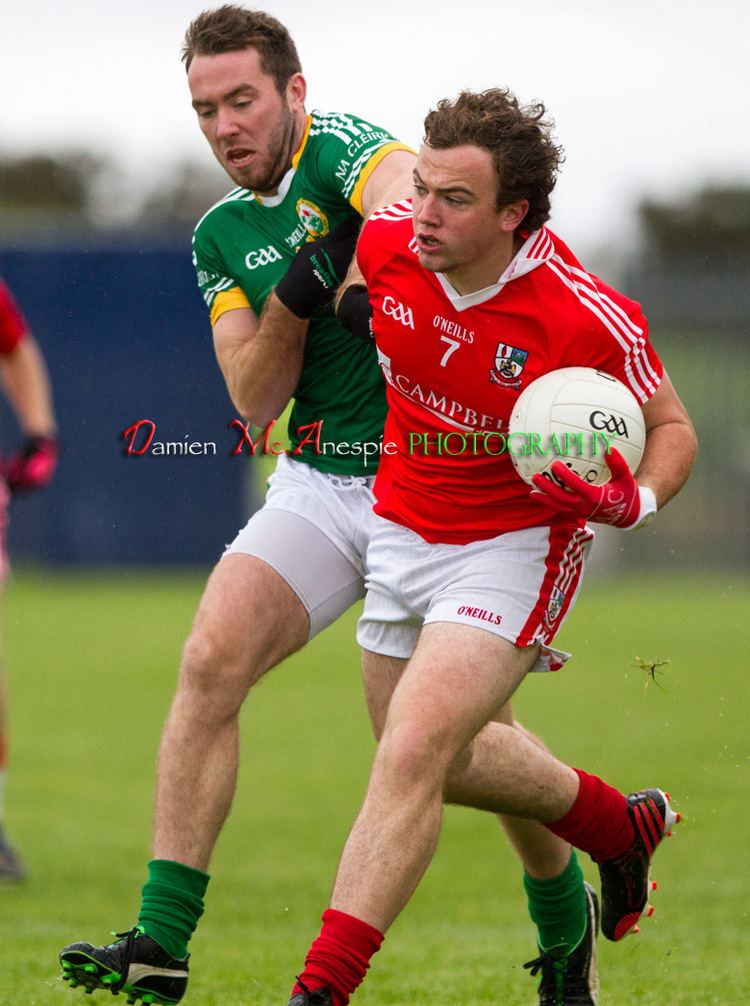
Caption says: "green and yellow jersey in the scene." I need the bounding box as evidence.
[192,109,411,475]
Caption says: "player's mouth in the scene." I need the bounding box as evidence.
[416,233,442,253]
[226,148,256,168]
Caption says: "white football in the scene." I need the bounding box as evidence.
[508,367,645,487]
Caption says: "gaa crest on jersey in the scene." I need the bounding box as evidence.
[545,587,565,628]
[489,342,528,387]
[296,198,330,239]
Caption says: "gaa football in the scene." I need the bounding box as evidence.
[508,367,646,487]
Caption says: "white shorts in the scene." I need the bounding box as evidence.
[356,516,594,672]
[223,453,379,639]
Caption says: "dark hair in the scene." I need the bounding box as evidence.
[423,88,564,232]
[182,5,302,93]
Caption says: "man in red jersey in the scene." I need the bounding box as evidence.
[284,90,697,1006]
[0,277,58,880]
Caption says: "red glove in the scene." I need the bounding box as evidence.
[5,435,58,494]
[531,447,656,529]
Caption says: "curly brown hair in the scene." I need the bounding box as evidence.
[182,5,301,94]
[423,88,564,232]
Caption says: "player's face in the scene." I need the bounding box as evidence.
[188,48,306,194]
[412,143,528,294]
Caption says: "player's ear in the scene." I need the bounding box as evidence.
[286,72,306,111]
[499,199,529,233]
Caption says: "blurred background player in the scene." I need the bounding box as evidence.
[0,276,58,880]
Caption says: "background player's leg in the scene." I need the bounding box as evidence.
[0,593,26,880]
[492,705,593,1001]
[153,553,309,869]
[60,512,365,1003]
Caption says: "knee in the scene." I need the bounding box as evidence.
[177,626,258,715]
[376,721,452,795]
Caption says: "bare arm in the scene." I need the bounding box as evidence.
[212,295,308,427]
[636,372,697,510]
[0,335,57,436]
[336,149,417,309]
[360,149,416,218]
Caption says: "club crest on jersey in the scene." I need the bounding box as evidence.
[296,198,330,240]
[545,588,565,627]
[489,342,528,387]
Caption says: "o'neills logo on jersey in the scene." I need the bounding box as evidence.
[383,296,415,329]
[489,342,528,388]
[296,198,330,239]
[245,246,283,270]
[457,605,503,626]
[433,315,474,344]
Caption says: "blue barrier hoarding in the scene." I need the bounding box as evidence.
[0,242,251,565]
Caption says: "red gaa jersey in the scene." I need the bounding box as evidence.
[0,279,28,355]
[357,200,664,544]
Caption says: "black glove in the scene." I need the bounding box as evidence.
[336,284,374,344]
[275,215,360,319]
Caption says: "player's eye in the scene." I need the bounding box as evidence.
[413,183,427,196]
[445,196,464,207]
[196,108,215,120]
[234,100,252,109]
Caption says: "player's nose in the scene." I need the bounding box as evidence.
[415,193,440,227]
[215,106,240,138]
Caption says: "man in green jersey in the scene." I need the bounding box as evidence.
[59,8,613,1006]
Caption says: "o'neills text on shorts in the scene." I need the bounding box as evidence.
[457,605,503,625]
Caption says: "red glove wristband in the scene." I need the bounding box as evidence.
[531,447,655,529]
[5,435,58,494]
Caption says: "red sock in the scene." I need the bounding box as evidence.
[545,768,635,861]
[291,908,384,1006]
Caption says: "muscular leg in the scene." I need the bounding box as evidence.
[360,642,588,976]
[333,623,537,931]
[361,646,579,825]
[59,510,369,992]
[153,554,310,870]
[489,704,572,879]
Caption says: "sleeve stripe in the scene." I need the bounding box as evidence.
[369,199,413,221]
[343,139,413,197]
[342,145,384,195]
[546,258,659,402]
[568,265,645,339]
[202,276,237,307]
[209,287,251,326]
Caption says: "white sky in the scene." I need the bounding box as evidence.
[2,0,749,253]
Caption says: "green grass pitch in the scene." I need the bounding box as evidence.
[0,567,748,1005]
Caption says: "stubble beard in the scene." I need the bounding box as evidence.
[225,103,298,194]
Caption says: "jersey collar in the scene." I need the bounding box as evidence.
[436,227,555,312]
[252,113,312,208]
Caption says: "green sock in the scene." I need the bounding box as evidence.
[523,851,587,957]
[137,859,210,960]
